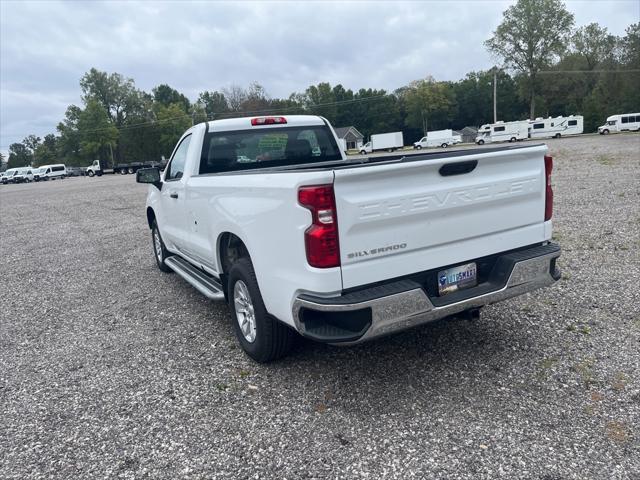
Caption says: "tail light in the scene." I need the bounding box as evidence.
[298,184,340,268]
[251,116,287,126]
[544,155,553,221]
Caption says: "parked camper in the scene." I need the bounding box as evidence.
[413,129,463,149]
[529,116,584,139]
[475,121,529,145]
[598,113,640,134]
[359,132,404,154]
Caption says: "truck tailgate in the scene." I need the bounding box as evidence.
[333,145,550,288]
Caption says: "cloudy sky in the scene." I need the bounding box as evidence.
[0,0,637,157]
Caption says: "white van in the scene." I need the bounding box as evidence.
[475,121,529,144]
[2,167,34,184]
[38,164,67,180]
[598,113,640,134]
[413,129,463,149]
[529,115,583,139]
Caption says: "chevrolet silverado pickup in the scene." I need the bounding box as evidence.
[136,115,561,362]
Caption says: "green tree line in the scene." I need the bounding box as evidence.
[4,0,638,170]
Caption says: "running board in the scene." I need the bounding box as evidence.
[164,256,225,301]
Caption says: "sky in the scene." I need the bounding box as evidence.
[1,0,638,158]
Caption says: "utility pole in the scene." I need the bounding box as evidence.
[422,110,428,135]
[493,69,498,124]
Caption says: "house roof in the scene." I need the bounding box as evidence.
[334,126,364,140]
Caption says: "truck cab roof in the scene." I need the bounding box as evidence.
[205,115,327,133]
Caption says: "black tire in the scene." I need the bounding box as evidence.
[128,167,135,174]
[510,137,517,142]
[359,150,366,155]
[602,129,609,135]
[554,133,561,139]
[228,257,294,363]
[416,145,422,150]
[120,168,127,174]
[151,220,173,273]
[441,143,448,148]
[88,170,95,177]
[477,139,485,145]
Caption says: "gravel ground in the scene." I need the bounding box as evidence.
[1,134,639,479]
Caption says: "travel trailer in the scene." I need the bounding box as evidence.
[598,113,640,134]
[529,116,583,139]
[475,121,529,145]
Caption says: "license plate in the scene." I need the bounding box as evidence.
[438,262,478,296]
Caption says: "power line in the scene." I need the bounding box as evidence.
[1,93,392,140]
[538,69,640,74]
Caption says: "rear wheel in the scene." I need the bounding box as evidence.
[509,137,517,142]
[151,221,172,272]
[128,167,135,174]
[228,258,294,363]
[120,168,127,174]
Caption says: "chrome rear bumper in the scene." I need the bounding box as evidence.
[292,243,561,344]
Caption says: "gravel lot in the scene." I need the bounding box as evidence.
[1,134,639,479]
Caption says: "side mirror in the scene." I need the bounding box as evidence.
[136,167,162,189]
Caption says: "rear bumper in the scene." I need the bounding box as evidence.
[292,243,561,344]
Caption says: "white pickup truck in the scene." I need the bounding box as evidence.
[137,115,560,362]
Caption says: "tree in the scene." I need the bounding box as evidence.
[56,105,84,165]
[154,103,192,158]
[33,134,58,167]
[401,77,456,134]
[485,0,575,117]
[620,23,639,67]
[222,85,247,112]
[240,82,270,113]
[7,143,32,168]
[198,91,229,119]
[77,100,119,162]
[572,23,617,70]
[153,84,191,112]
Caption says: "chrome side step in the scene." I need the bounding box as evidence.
[164,256,225,301]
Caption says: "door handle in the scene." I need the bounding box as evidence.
[170,192,178,199]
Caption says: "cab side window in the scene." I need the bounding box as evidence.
[166,134,192,181]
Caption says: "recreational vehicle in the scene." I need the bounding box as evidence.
[598,113,640,134]
[528,116,583,139]
[475,121,529,145]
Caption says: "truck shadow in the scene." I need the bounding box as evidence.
[261,310,540,416]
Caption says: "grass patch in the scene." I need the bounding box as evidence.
[573,359,596,387]
[612,373,628,391]
[596,155,613,166]
[605,421,630,443]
